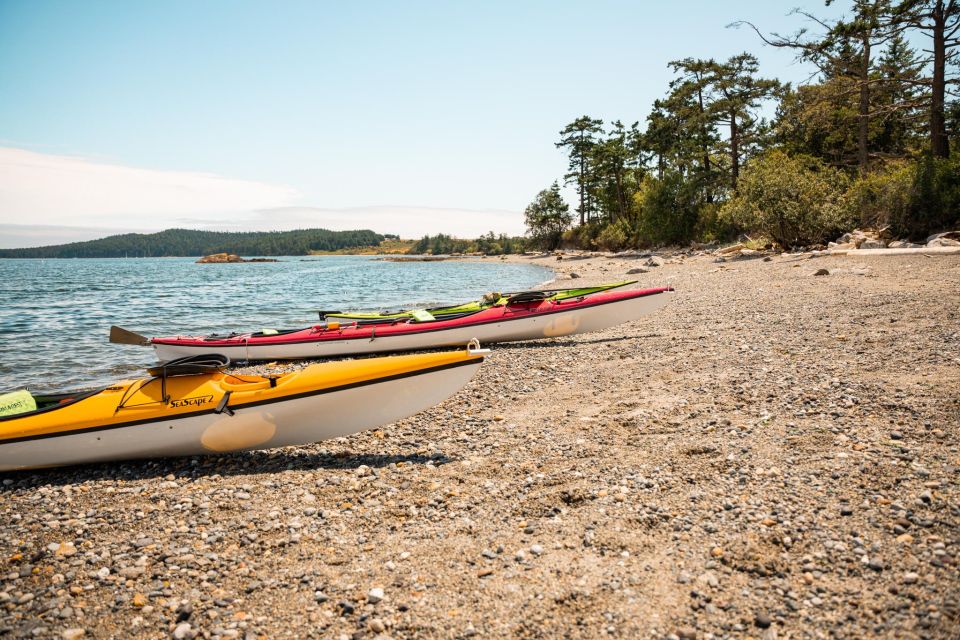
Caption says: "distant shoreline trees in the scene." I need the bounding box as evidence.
[0,228,391,259]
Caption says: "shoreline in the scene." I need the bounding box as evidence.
[1,251,958,638]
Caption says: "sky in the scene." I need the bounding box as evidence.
[0,0,848,247]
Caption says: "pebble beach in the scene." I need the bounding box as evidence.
[1,249,958,639]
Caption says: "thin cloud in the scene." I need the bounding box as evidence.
[0,147,528,247]
[0,147,301,228]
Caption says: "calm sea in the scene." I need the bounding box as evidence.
[0,256,553,393]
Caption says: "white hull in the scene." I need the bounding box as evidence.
[154,291,673,362]
[1,361,480,471]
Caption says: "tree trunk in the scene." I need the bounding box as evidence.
[730,113,740,193]
[858,34,871,175]
[930,1,949,157]
[697,85,714,203]
[614,170,626,223]
[578,149,586,226]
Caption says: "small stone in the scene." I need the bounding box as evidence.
[677,627,697,639]
[62,630,85,640]
[171,623,193,640]
[919,490,932,504]
[368,618,386,633]
[890,431,903,440]
[840,507,853,516]
[903,572,919,584]
[755,613,772,628]
[710,547,723,558]
[896,534,914,544]
[569,272,581,279]
[814,268,830,276]
[132,593,147,607]
[530,544,544,556]
[367,587,384,604]
[314,591,329,603]
[677,571,691,584]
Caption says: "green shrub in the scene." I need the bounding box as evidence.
[720,150,852,248]
[595,218,634,251]
[842,161,913,231]
[903,152,960,239]
[634,171,701,246]
[561,222,604,249]
[694,202,737,244]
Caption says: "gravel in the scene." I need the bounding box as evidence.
[1,249,958,638]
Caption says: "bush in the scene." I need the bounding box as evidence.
[694,202,737,244]
[903,152,960,239]
[634,172,701,246]
[561,222,604,249]
[842,161,912,231]
[595,218,634,251]
[720,150,852,248]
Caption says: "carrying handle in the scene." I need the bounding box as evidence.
[467,338,491,355]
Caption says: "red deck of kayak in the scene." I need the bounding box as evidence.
[152,287,673,347]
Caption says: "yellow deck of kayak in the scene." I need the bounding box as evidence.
[0,349,481,443]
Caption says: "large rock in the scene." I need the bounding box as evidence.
[196,253,278,263]
[926,231,960,247]
[859,238,887,249]
[888,240,924,249]
[197,253,243,263]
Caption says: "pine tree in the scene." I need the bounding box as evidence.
[524,182,573,250]
[556,116,604,225]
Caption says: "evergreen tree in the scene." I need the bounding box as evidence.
[668,58,722,201]
[707,53,782,192]
[591,121,638,223]
[556,116,604,225]
[524,182,573,249]
[892,0,960,157]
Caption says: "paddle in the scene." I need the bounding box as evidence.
[110,325,151,346]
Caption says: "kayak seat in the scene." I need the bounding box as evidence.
[410,309,436,323]
[506,291,549,305]
[249,328,303,338]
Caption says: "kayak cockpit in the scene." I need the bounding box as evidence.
[0,388,103,421]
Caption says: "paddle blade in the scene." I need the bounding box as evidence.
[110,325,150,346]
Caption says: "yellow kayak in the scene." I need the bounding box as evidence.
[0,346,486,471]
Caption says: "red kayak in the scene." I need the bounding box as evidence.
[118,286,674,362]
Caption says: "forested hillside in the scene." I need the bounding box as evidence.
[524,0,960,250]
[0,228,390,258]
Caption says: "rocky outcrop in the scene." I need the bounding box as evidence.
[830,229,960,251]
[196,253,278,263]
[925,231,960,247]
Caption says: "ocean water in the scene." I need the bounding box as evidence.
[0,256,553,393]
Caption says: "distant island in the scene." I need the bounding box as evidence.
[0,228,394,259]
